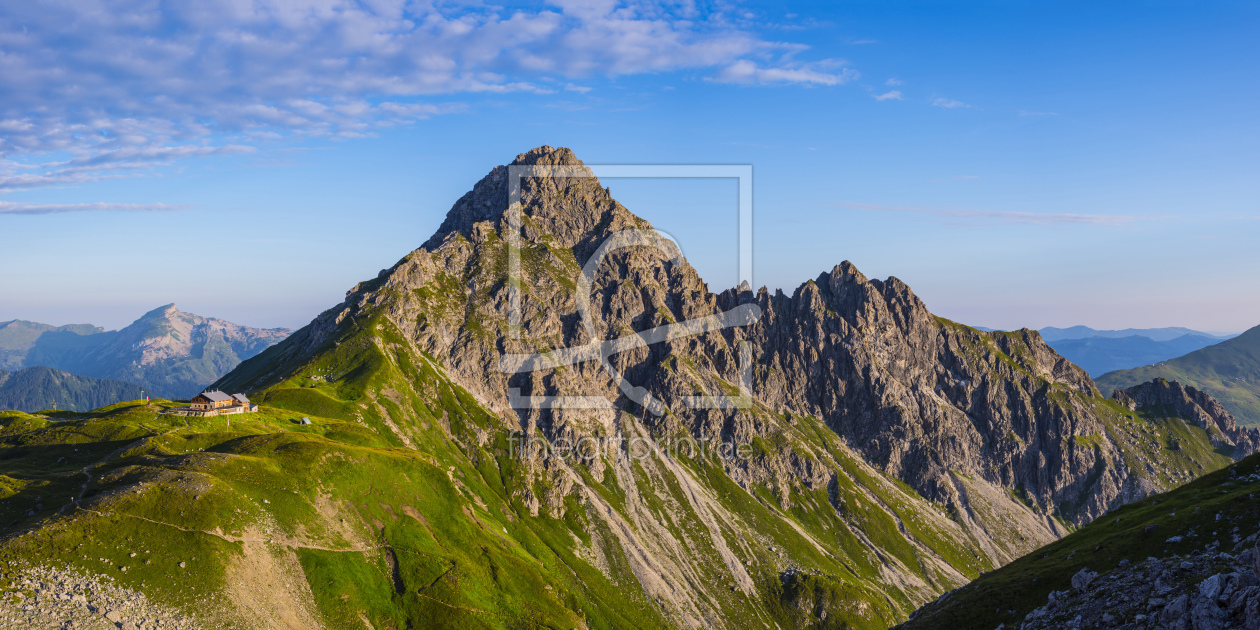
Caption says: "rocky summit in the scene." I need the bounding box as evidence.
[0,147,1253,629]
[1113,378,1260,459]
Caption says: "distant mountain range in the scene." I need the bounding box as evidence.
[1096,324,1260,427]
[0,366,143,413]
[974,325,1238,378]
[0,305,291,399]
[1044,334,1223,376]
[1039,325,1236,343]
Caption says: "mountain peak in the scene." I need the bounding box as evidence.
[510,145,585,167]
[139,303,180,320]
[423,146,625,251]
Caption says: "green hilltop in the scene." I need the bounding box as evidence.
[1096,325,1260,427]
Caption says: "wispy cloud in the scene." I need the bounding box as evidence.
[714,59,858,86]
[833,202,1141,226]
[874,90,903,101]
[0,145,255,192]
[932,97,973,109]
[0,202,186,215]
[0,1,851,190]
[886,78,903,86]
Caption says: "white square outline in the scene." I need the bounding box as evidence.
[506,163,753,339]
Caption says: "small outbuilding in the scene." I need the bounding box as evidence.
[299,417,311,425]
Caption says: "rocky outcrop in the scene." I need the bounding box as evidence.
[713,264,1126,523]
[1114,379,1260,458]
[1015,539,1260,630]
[0,564,203,629]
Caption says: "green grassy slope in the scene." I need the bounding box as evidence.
[0,399,644,629]
[1096,325,1260,427]
[896,453,1260,630]
[0,366,144,413]
[219,298,981,628]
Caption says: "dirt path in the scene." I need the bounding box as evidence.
[57,436,153,517]
[73,507,388,553]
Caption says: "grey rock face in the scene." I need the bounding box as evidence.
[715,266,1129,522]
[1113,378,1260,458]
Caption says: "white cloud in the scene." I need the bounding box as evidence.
[933,97,972,109]
[0,201,186,215]
[715,59,858,86]
[874,90,903,101]
[0,0,847,190]
[885,78,903,86]
[833,202,1141,226]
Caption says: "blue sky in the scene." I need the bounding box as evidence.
[1,0,1256,333]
